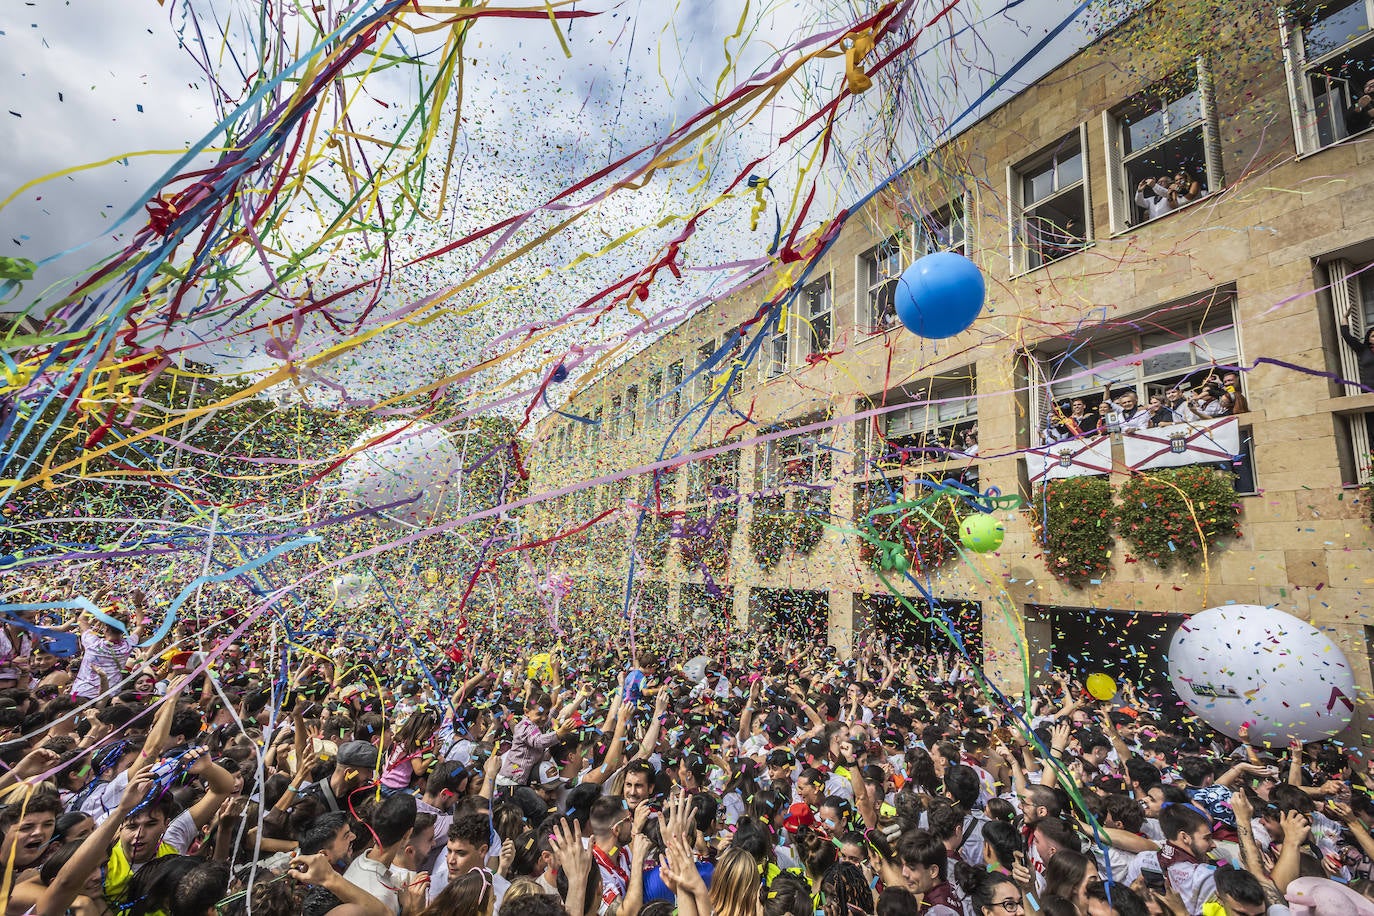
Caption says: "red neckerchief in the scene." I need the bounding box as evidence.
[591,843,629,896]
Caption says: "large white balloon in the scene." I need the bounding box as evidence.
[330,573,369,608]
[336,422,463,527]
[683,655,709,683]
[1168,605,1356,747]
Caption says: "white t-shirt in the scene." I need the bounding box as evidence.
[344,853,411,915]
[72,631,132,698]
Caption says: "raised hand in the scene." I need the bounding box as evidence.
[288,852,338,886]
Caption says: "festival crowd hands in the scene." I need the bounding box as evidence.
[3,604,1374,916]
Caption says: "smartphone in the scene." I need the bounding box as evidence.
[1141,867,1166,892]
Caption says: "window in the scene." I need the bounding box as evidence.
[764,320,790,379]
[696,340,716,402]
[589,407,602,444]
[859,235,905,332]
[758,432,834,489]
[625,385,639,437]
[666,361,684,418]
[1327,259,1374,483]
[1280,1,1374,153]
[801,276,833,356]
[884,374,978,468]
[1010,127,1091,272]
[915,195,968,256]
[610,395,623,439]
[726,334,745,394]
[646,372,662,424]
[1025,295,1250,487]
[687,450,739,504]
[1103,62,1223,231]
[1039,306,1239,409]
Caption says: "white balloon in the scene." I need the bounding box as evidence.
[331,573,369,608]
[1168,605,1356,746]
[683,655,709,683]
[336,422,463,527]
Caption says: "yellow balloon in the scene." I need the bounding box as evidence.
[527,653,554,681]
[422,568,439,587]
[1086,673,1118,702]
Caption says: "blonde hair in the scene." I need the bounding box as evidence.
[710,847,764,916]
[501,878,544,903]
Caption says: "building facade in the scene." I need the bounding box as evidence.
[528,0,1374,702]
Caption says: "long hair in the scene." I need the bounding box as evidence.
[1041,848,1093,903]
[710,846,764,916]
[905,747,940,796]
[820,861,874,915]
[393,708,440,752]
[421,868,494,916]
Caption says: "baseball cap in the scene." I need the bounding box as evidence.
[336,740,379,771]
[783,801,817,834]
[538,760,566,787]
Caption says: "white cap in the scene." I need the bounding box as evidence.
[538,760,566,786]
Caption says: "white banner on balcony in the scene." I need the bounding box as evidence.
[1027,436,1113,484]
[1122,416,1240,471]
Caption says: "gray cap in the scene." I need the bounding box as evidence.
[336,740,379,770]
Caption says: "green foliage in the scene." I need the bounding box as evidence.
[748,506,790,572]
[1116,466,1241,571]
[749,500,828,572]
[680,505,737,576]
[855,492,966,576]
[637,513,672,569]
[791,509,825,555]
[1030,477,1115,587]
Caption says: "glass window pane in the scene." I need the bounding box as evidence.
[1166,87,1202,130]
[1024,165,1054,206]
[1191,325,1239,365]
[1303,0,1370,59]
[813,314,832,353]
[1122,101,1167,154]
[1057,149,1083,187]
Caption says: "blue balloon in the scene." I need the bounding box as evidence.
[894,251,986,339]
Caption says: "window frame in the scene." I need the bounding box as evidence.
[625,385,639,437]
[1008,125,1094,275]
[666,361,684,419]
[1327,258,1374,483]
[609,394,623,439]
[1025,294,1244,445]
[696,340,717,403]
[763,319,791,380]
[1102,59,1224,234]
[646,372,662,425]
[883,374,979,470]
[800,273,834,358]
[1280,0,1374,155]
[914,192,971,257]
[856,233,907,334]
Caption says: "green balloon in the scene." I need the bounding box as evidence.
[890,553,910,572]
[958,513,1005,553]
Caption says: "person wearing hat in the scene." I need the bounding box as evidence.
[298,740,379,813]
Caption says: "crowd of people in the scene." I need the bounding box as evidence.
[2,594,1373,916]
[1042,372,1248,445]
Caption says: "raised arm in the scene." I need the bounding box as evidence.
[182,746,242,830]
[583,698,632,786]
[633,685,672,762]
[39,771,155,916]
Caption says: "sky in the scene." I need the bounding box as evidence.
[0,0,1113,411]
